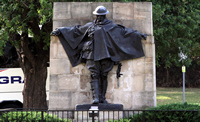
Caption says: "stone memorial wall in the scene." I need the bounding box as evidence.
[49,2,156,110]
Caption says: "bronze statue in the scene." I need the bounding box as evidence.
[51,6,147,104]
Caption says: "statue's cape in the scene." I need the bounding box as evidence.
[56,20,145,67]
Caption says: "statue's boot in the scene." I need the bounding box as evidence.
[90,79,99,104]
[99,77,108,104]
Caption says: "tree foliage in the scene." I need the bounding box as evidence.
[0,0,52,51]
[152,0,200,68]
[0,0,55,108]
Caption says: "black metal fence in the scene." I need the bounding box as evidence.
[0,108,198,122]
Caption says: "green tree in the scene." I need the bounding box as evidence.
[0,0,55,108]
[152,0,200,68]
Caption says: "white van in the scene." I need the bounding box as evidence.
[0,68,49,109]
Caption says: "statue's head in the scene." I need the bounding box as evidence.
[93,6,109,15]
[93,6,109,22]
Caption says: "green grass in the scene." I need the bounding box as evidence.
[157,87,200,106]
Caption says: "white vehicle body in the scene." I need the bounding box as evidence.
[0,68,49,109]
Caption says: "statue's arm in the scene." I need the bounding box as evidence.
[117,24,149,40]
[50,29,61,36]
[141,33,149,40]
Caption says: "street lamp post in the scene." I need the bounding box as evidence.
[178,48,187,104]
[182,65,186,103]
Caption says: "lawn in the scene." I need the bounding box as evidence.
[157,87,200,106]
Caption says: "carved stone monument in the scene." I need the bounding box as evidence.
[49,2,156,110]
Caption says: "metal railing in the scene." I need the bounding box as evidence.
[0,108,198,122]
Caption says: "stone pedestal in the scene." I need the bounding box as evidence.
[76,104,123,111]
[49,2,156,110]
[75,104,123,121]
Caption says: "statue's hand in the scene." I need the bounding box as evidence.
[141,34,149,40]
[50,29,60,36]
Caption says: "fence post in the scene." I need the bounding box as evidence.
[143,111,145,122]
[41,111,44,122]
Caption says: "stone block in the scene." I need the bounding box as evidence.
[113,3,134,20]
[80,19,93,25]
[50,74,58,83]
[50,43,58,59]
[133,2,153,35]
[71,2,92,19]
[132,92,143,108]
[50,82,58,92]
[50,58,70,75]
[49,91,73,109]
[113,91,132,109]
[145,62,153,75]
[50,75,58,92]
[61,19,81,27]
[122,20,134,29]
[133,2,152,20]
[133,2,152,16]
[57,44,68,59]
[145,58,153,63]
[51,36,59,44]
[74,92,92,105]
[53,2,71,20]
[107,74,115,92]
[50,59,59,75]
[120,60,134,74]
[132,57,145,75]
[144,43,153,58]
[112,19,123,25]
[143,36,154,44]
[145,81,153,92]
[122,74,134,91]
[53,20,63,30]
[80,75,91,91]
[70,64,90,75]
[132,75,144,91]
[105,92,112,100]
[106,91,114,103]
[58,74,80,91]
[132,91,154,109]
[133,19,152,35]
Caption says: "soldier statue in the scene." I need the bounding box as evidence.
[51,6,147,104]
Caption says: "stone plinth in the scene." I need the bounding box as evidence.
[49,2,156,110]
[76,104,123,111]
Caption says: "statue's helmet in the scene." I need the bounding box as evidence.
[93,6,109,15]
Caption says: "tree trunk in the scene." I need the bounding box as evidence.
[22,56,47,109]
[16,32,49,109]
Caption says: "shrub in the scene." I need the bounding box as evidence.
[128,103,199,122]
[0,111,72,122]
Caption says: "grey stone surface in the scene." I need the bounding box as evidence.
[50,75,58,91]
[113,3,134,20]
[49,2,156,110]
[49,91,73,109]
[71,2,92,19]
[50,58,70,75]
[53,2,71,20]
[58,74,80,91]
